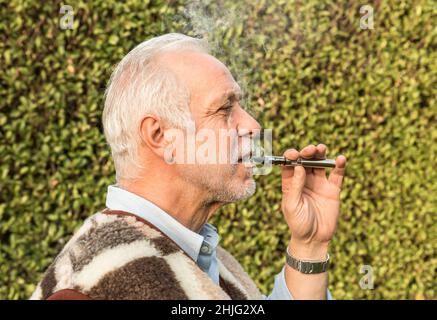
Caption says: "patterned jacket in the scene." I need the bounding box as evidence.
[30,209,264,300]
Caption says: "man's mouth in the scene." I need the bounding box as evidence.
[237,152,256,167]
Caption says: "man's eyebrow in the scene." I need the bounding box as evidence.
[214,89,243,108]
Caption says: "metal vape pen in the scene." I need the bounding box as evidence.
[251,155,336,168]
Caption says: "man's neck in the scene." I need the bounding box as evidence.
[118,174,223,233]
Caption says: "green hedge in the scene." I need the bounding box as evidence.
[0,0,435,299]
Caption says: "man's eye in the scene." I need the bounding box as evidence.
[219,104,233,116]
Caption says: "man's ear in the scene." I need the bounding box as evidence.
[138,114,169,158]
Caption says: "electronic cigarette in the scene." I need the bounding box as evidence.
[251,155,336,168]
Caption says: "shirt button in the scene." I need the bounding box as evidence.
[201,244,211,254]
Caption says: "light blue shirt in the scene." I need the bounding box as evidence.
[105,184,331,300]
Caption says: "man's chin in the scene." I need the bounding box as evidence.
[215,176,256,203]
[238,178,256,200]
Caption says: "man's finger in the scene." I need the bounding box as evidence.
[282,149,299,191]
[299,145,316,177]
[284,148,300,161]
[315,144,327,159]
[282,148,306,201]
[328,155,347,188]
[285,165,306,203]
[299,144,317,159]
[313,144,327,178]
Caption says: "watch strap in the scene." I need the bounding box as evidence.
[285,247,330,274]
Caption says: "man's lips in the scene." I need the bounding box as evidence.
[237,154,250,163]
[237,153,256,167]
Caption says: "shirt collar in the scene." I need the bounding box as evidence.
[105,184,219,262]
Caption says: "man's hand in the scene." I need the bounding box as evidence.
[282,144,347,251]
[281,143,347,299]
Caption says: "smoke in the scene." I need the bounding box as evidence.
[166,0,269,118]
[163,0,321,123]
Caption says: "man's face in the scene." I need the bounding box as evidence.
[159,51,262,203]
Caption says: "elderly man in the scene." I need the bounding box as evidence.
[31,33,346,300]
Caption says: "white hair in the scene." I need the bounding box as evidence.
[102,33,209,182]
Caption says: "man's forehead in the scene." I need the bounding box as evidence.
[202,80,242,108]
[158,51,222,76]
[158,50,240,102]
[159,51,234,84]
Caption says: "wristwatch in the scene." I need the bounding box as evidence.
[285,247,330,274]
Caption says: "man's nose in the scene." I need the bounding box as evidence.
[235,107,262,136]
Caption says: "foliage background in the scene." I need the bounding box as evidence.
[0,0,436,299]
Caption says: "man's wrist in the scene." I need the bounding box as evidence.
[288,238,329,261]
